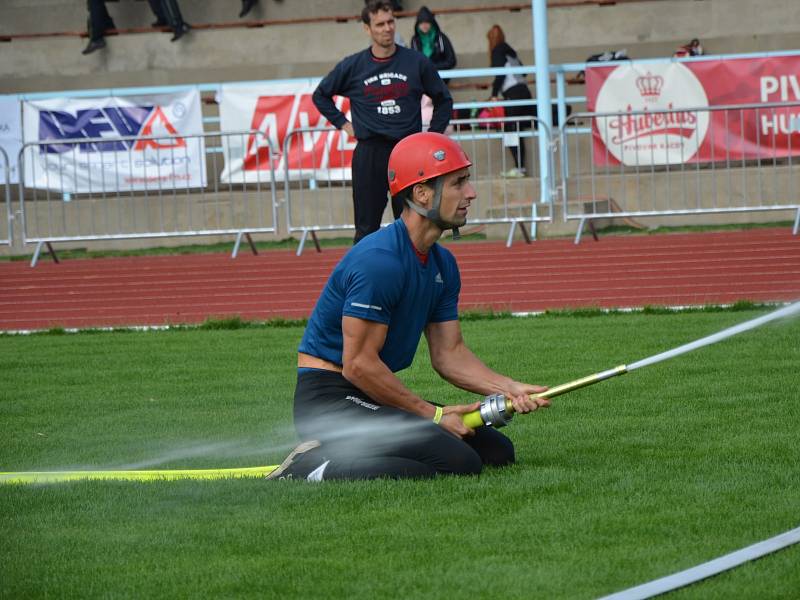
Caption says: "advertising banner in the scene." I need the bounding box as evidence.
[0,96,22,185]
[22,90,206,192]
[586,56,800,166]
[218,83,355,183]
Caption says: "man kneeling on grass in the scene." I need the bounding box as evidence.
[268,132,549,481]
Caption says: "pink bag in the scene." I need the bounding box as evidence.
[477,105,506,129]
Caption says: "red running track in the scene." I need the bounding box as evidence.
[1,228,798,331]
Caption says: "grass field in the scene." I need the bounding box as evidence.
[2,309,799,599]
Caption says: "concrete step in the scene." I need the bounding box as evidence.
[3,0,799,94]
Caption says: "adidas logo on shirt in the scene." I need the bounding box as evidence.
[435,273,443,284]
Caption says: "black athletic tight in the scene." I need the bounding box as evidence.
[293,369,515,480]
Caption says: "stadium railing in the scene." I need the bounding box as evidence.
[280,125,360,255]
[18,130,279,266]
[449,116,554,246]
[7,48,800,261]
[1,147,11,246]
[283,116,554,255]
[557,102,800,243]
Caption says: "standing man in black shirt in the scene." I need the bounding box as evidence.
[313,0,453,244]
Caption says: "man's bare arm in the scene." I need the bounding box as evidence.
[425,320,550,414]
[342,316,477,437]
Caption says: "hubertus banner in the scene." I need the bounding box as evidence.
[22,90,206,192]
[218,83,354,183]
[586,55,800,166]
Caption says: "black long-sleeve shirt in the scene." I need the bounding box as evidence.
[312,45,453,141]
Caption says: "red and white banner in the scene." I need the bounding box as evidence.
[218,83,355,183]
[586,56,800,166]
[22,90,206,191]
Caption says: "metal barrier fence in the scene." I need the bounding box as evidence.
[284,116,554,255]
[558,102,800,243]
[1,147,11,246]
[450,116,554,246]
[281,125,362,255]
[19,130,278,266]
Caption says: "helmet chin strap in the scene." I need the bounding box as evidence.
[402,177,462,239]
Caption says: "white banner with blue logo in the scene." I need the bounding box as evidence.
[22,90,206,192]
[0,96,22,185]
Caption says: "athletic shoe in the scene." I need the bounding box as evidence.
[266,440,326,481]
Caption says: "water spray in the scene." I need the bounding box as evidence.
[461,301,800,429]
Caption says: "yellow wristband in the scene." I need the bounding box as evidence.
[432,406,444,424]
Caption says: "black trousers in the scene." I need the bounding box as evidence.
[351,137,402,244]
[87,0,115,41]
[147,0,186,29]
[293,370,515,480]
[501,84,571,172]
[502,84,535,171]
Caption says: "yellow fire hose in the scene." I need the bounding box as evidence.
[0,465,278,485]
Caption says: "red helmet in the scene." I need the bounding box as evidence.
[387,132,472,197]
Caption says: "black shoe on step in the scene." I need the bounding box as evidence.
[170,23,191,42]
[82,38,106,55]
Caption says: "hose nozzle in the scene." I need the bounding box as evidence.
[461,365,628,429]
[474,393,514,428]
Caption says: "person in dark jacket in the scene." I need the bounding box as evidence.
[487,24,533,177]
[410,6,457,73]
[313,0,453,244]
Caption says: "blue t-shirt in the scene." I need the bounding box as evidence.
[298,219,460,372]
